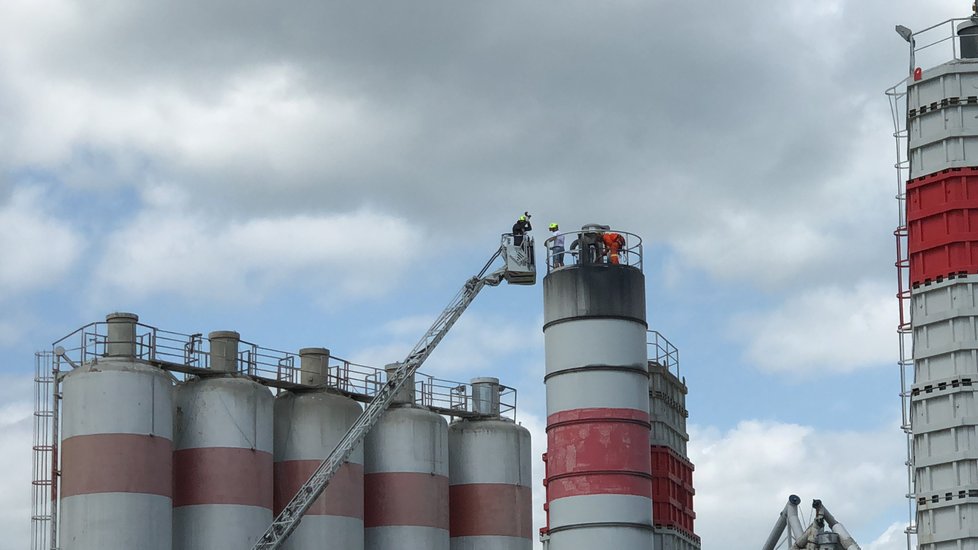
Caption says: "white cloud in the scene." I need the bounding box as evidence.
[675,210,839,286]
[0,375,35,550]
[91,185,422,303]
[689,420,906,549]
[733,281,894,375]
[350,311,543,378]
[0,187,84,298]
[866,522,913,550]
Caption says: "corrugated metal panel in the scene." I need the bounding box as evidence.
[908,63,978,179]
[911,278,978,549]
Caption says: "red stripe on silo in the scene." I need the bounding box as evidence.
[906,167,978,285]
[274,461,364,518]
[61,434,172,498]
[449,484,532,538]
[546,408,652,500]
[364,472,449,529]
[173,447,273,508]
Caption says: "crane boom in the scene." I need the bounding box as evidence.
[251,234,535,550]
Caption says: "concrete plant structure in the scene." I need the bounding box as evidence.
[37,315,534,550]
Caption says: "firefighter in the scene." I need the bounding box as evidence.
[512,212,532,246]
[602,231,626,265]
[549,223,565,268]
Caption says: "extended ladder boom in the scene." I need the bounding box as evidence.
[252,244,517,550]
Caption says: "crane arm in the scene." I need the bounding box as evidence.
[251,245,512,550]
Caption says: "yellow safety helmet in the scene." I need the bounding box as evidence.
[549,223,558,231]
[519,215,527,221]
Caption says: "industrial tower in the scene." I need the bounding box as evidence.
[889,11,978,550]
[540,226,653,549]
[648,333,700,549]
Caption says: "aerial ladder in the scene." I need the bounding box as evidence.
[252,233,536,550]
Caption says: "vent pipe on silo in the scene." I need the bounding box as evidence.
[105,312,139,357]
[385,363,414,404]
[959,19,978,58]
[470,377,501,417]
[208,331,240,373]
[299,347,330,387]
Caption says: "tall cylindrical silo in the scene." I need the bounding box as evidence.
[274,347,365,550]
[542,253,653,549]
[448,377,532,550]
[898,19,978,550]
[364,367,450,550]
[173,330,275,550]
[59,312,174,550]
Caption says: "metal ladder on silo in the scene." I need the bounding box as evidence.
[251,233,535,550]
[31,351,61,550]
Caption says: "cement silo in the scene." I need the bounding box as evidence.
[173,330,275,550]
[888,12,978,550]
[541,227,653,549]
[448,377,533,550]
[364,367,450,550]
[274,347,365,550]
[59,312,173,550]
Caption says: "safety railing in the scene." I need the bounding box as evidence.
[50,320,518,419]
[648,330,680,380]
[902,16,977,73]
[543,227,643,274]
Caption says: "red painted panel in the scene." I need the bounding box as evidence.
[650,445,696,535]
[274,461,363,519]
[449,484,532,538]
[61,434,173,498]
[364,472,449,529]
[546,407,652,500]
[907,167,978,285]
[173,447,273,508]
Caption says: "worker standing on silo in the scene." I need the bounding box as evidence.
[512,211,532,246]
[549,223,565,268]
[603,230,626,265]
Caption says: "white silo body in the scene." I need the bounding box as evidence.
[173,331,275,550]
[364,370,450,550]
[542,247,654,549]
[448,378,532,550]
[274,347,365,550]
[59,313,174,550]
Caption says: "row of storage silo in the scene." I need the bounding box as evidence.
[58,313,532,550]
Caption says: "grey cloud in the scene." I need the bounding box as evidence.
[0,0,967,288]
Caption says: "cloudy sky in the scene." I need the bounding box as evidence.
[0,0,968,548]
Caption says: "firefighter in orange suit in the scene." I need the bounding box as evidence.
[602,232,626,265]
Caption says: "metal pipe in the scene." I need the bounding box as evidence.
[470,376,501,416]
[817,502,861,550]
[761,509,788,550]
[299,347,330,387]
[105,312,138,357]
[208,331,240,373]
[785,495,806,545]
